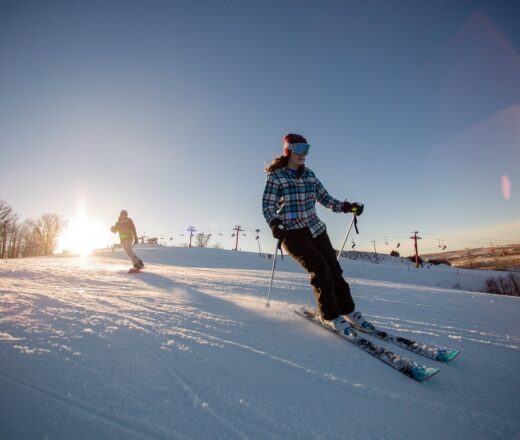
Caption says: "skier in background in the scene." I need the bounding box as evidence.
[262,133,374,336]
[111,210,144,271]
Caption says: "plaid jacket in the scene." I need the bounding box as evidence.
[262,167,343,237]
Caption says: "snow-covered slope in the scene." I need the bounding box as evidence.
[1,246,519,439]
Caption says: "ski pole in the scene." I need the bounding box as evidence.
[266,202,285,307]
[265,239,282,308]
[337,214,358,261]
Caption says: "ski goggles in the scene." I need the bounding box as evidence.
[285,143,311,155]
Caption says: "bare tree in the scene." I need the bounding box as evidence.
[0,202,67,258]
[0,200,13,224]
[31,214,65,256]
[16,220,39,257]
[0,200,16,258]
[195,233,212,248]
[6,216,20,258]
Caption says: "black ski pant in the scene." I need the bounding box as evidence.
[282,228,355,320]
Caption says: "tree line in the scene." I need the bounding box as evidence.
[0,200,64,258]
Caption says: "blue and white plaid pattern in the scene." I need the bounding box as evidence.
[262,167,343,237]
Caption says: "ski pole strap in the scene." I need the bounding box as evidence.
[277,238,284,260]
[354,215,359,234]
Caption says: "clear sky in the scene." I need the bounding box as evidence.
[1,0,519,256]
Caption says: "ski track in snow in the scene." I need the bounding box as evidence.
[1,248,519,439]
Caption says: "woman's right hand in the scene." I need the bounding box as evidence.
[269,219,287,240]
[342,202,364,216]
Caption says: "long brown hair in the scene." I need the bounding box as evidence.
[265,155,289,173]
[265,133,307,173]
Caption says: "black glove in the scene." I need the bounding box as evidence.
[269,218,287,241]
[342,201,364,216]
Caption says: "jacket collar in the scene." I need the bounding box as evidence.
[282,165,306,178]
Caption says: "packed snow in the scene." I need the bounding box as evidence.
[1,245,519,439]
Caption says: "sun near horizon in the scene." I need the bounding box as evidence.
[57,203,113,256]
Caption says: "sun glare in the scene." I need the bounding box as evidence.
[58,204,112,255]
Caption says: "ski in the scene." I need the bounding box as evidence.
[354,324,460,362]
[295,306,439,382]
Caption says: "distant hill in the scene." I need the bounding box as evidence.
[422,243,520,271]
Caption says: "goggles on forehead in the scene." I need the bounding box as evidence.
[285,143,311,155]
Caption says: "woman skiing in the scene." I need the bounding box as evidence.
[111,210,144,271]
[262,133,374,335]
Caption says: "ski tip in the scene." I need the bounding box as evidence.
[435,349,460,362]
[295,305,314,316]
[412,365,440,382]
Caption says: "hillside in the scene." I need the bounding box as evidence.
[1,246,519,439]
[422,243,520,271]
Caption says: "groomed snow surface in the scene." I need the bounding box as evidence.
[1,245,519,439]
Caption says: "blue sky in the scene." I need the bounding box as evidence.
[1,0,519,256]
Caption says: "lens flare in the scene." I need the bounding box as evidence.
[57,201,112,255]
[501,175,511,200]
